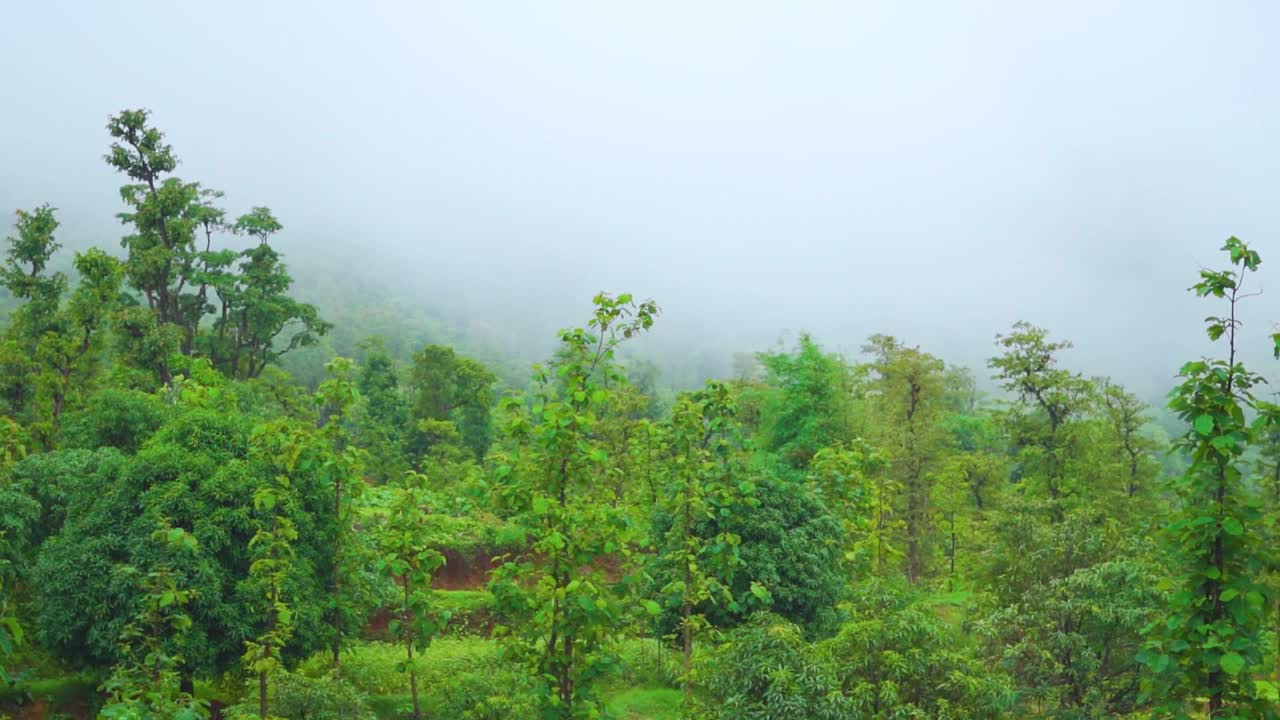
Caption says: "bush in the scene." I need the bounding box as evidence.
[652,468,846,636]
[700,613,846,720]
[613,638,681,689]
[223,671,376,720]
[59,388,167,454]
[423,666,537,720]
[300,638,500,695]
[824,579,1015,719]
[297,638,536,718]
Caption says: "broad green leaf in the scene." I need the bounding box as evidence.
[1194,414,1214,436]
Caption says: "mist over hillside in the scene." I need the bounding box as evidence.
[4,1,1280,402]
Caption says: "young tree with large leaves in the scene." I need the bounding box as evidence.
[807,439,881,574]
[242,422,302,720]
[651,381,747,702]
[375,470,448,720]
[490,292,657,719]
[98,521,208,720]
[1139,237,1278,717]
[313,357,371,673]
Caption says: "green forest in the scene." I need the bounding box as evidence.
[2,110,1279,720]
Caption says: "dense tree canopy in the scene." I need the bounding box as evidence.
[2,109,1279,720]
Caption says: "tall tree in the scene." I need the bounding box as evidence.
[757,333,857,469]
[1097,379,1162,513]
[0,205,66,418]
[408,344,497,461]
[863,335,948,583]
[202,209,331,379]
[353,338,412,483]
[988,322,1093,514]
[105,109,327,383]
[2,207,124,435]
[35,249,123,427]
[106,108,203,358]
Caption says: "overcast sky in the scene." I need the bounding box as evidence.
[3,1,1279,398]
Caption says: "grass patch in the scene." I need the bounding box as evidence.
[0,672,99,719]
[0,672,97,701]
[435,589,493,612]
[928,588,973,606]
[605,686,682,720]
[298,638,536,718]
[435,589,496,636]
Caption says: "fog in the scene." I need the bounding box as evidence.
[3,1,1280,400]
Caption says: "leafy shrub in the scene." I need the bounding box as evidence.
[423,666,537,720]
[613,637,686,688]
[297,638,535,717]
[298,641,413,696]
[223,671,376,720]
[59,388,167,454]
[977,558,1159,717]
[32,407,335,674]
[700,613,846,720]
[824,579,1015,719]
[5,448,125,553]
[653,468,845,635]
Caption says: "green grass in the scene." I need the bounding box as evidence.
[435,589,496,636]
[435,589,494,612]
[0,672,99,719]
[367,693,411,718]
[0,672,97,701]
[927,588,973,625]
[928,588,973,606]
[605,686,682,719]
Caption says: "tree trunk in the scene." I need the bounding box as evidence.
[332,470,343,674]
[1127,452,1139,497]
[561,634,575,713]
[258,663,268,719]
[1206,462,1227,718]
[682,599,693,701]
[948,511,956,588]
[682,480,694,700]
[404,578,420,720]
